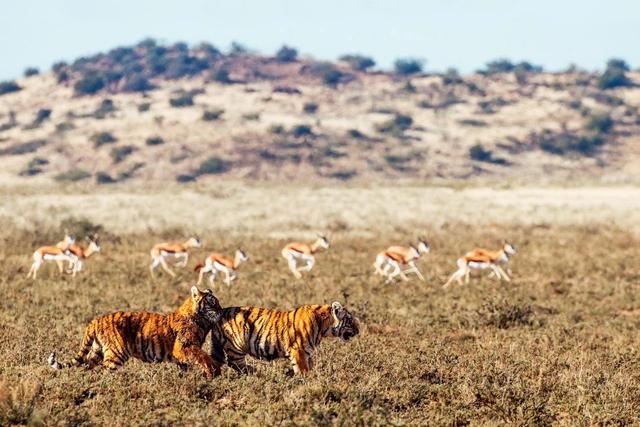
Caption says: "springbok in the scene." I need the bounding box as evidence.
[443,242,517,288]
[27,237,76,280]
[194,249,249,286]
[64,235,101,276]
[281,235,329,279]
[373,238,430,283]
[150,236,202,277]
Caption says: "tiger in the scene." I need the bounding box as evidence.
[210,301,359,375]
[48,286,223,378]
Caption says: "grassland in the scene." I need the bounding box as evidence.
[1,184,639,425]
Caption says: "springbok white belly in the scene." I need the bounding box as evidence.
[468,261,491,269]
[43,254,69,261]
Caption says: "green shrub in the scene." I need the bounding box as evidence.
[202,109,224,121]
[94,99,116,119]
[598,67,632,89]
[91,132,117,147]
[138,102,151,112]
[329,169,357,180]
[469,144,493,161]
[394,58,423,76]
[442,68,463,85]
[169,91,195,107]
[196,156,231,175]
[242,112,260,121]
[269,124,285,134]
[54,169,91,182]
[339,54,375,71]
[19,157,49,176]
[537,131,606,156]
[310,63,344,86]
[0,81,21,96]
[122,74,154,92]
[24,67,39,77]
[95,171,116,184]
[483,59,515,74]
[376,114,413,135]
[145,136,165,146]
[585,113,614,134]
[110,145,136,163]
[74,73,104,95]
[212,68,232,84]
[291,124,313,138]
[347,129,367,139]
[303,102,318,114]
[275,45,298,62]
[606,58,629,71]
[0,139,47,156]
[176,174,197,183]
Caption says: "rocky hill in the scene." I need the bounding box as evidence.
[1,40,639,184]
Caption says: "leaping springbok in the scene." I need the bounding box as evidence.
[281,235,329,279]
[64,235,101,276]
[443,242,517,288]
[373,238,430,283]
[150,236,202,278]
[27,234,76,280]
[194,249,249,286]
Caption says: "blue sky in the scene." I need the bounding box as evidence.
[1,0,638,79]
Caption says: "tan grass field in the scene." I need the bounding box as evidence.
[1,184,640,425]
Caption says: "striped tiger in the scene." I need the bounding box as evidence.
[48,286,223,378]
[210,301,359,375]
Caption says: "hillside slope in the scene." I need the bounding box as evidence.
[1,44,639,184]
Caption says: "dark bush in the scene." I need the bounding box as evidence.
[122,74,154,92]
[394,58,423,76]
[95,171,117,184]
[469,144,493,161]
[230,41,248,55]
[537,131,606,156]
[74,73,105,95]
[269,124,285,134]
[145,136,165,146]
[347,129,367,139]
[273,85,301,95]
[0,139,47,156]
[303,102,318,114]
[275,45,298,63]
[376,114,413,135]
[607,58,630,71]
[473,300,535,329]
[242,112,260,121]
[91,132,117,147]
[176,173,197,183]
[458,119,487,127]
[442,68,463,85]
[94,99,116,119]
[0,81,21,96]
[310,63,344,87]
[598,67,632,90]
[196,156,231,175]
[138,102,151,112]
[54,169,91,182]
[483,59,515,74]
[339,54,375,71]
[329,169,357,180]
[24,67,39,77]
[110,145,136,163]
[585,113,614,134]
[31,108,52,126]
[202,109,224,121]
[19,157,49,176]
[212,68,232,84]
[169,91,195,107]
[291,124,313,138]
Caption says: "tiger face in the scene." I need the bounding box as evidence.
[190,286,222,323]
[331,302,359,342]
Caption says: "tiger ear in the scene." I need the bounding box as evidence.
[331,301,345,320]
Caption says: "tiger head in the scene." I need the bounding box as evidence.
[330,302,359,342]
[190,286,223,323]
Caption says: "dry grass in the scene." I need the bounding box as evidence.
[1,189,640,424]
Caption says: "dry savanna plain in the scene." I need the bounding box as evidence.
[1,184,640,425]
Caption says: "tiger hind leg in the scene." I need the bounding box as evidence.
[102,348,127,371]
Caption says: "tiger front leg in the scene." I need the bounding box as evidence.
[173,342,221,379]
